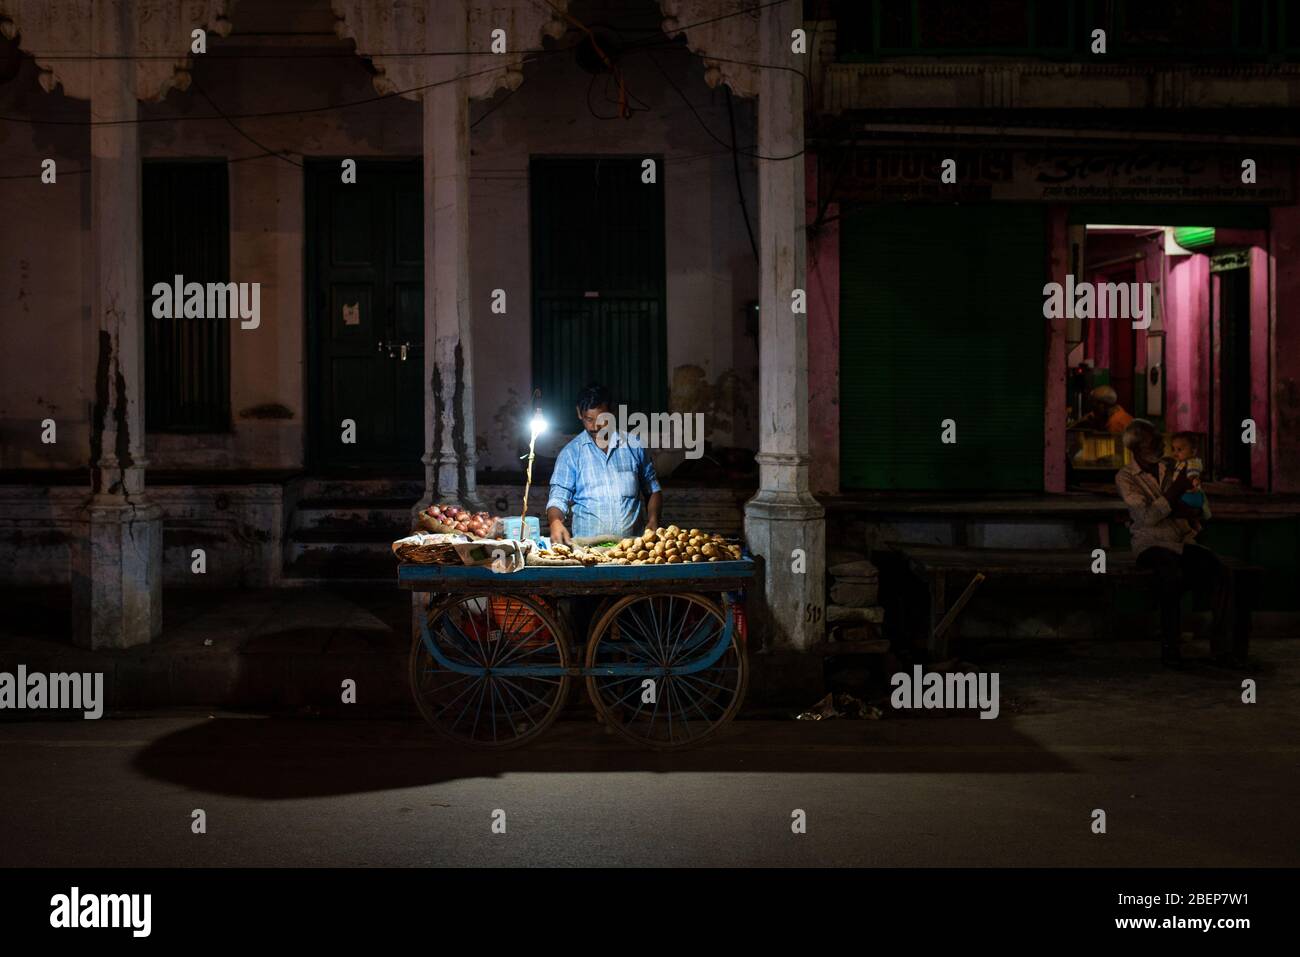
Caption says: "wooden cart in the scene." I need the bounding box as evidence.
[397,560,754,750]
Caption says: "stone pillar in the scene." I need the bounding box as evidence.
[71,0,163,649]
[743,0,825,652]
[416,0,484,516]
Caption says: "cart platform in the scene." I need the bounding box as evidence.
[398,559,754,594]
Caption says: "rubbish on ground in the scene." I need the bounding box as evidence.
[794,692,882,721]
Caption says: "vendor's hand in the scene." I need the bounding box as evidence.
[549,519,572,545]
[645,519,659,533]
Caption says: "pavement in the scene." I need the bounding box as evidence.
[1,633,1297,867]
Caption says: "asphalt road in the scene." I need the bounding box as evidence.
[2,654,1298,868]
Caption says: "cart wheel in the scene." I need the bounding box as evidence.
[411,594,571,749]
[585,592,747,750]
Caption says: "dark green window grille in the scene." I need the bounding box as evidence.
[143,160,231,433]
[529,157,667,425]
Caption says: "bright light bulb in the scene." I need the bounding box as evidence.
[529,411,548,440]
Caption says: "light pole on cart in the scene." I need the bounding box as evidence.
[519,390,548,542]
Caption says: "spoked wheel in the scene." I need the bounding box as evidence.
[585,592,747,750]
[410,594,571,748]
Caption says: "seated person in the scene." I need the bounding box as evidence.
[1072,385,1134,434]
[1116,419,1246,669]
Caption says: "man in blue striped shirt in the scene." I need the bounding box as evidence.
[546,384,662,545]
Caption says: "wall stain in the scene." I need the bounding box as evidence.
[114,348,132,474]
[669,364,756,443]
[431,363,444,468]
[90,330,111,494]
[238,403,295,420]
[452,341,469,494]
[493,387,525,452]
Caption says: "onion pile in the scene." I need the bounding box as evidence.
[424,504,497,538]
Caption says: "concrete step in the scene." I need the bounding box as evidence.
[290,508,414,538]
[827,604,885,624]
[289,526,409,545]
[283,549,399,586]
[295,477,424,501]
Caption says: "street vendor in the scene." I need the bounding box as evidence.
[546,383,662,545]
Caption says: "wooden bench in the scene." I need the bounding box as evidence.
[886,542,1260,659]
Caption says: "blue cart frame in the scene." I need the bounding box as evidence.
[398,560,754,750]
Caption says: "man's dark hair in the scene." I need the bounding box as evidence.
[576,383,611,412]
[1171,431,1200,451]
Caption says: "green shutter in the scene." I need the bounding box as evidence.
[530,158,667,424]
[143,161,231,432]
[839,205,1046,490]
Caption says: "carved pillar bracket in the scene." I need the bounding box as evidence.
[658,0,760,97]
[331,0,568,102]
[0,0,232,102]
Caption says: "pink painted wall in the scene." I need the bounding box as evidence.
[1270,205,1300,493]
[807,154,840,497]
[1163,231,1272,489]
[1250,244,1271,488]
[1162,253,1212,436]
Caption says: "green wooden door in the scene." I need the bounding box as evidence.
[530,157,667,424]
[840,205,1046,490]
[306,160,424,471]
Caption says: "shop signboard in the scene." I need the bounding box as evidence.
[827,147,1294,204]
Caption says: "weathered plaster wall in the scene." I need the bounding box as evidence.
[1,14,758,475]
[0,33,413,470]
[468,37,759,471]
[0,57,91,468]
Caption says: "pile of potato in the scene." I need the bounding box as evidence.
[606,526,741,565]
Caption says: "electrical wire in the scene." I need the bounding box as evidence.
[0,145,315,180]
[726,85,759,264]
[190,76,301,168]
[470,83,517,128]
[646,49,804,162]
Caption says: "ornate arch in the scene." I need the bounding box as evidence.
[0,0,231,101]
[331,0,568,102]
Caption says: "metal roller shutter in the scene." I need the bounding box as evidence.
[839,205,1046,490]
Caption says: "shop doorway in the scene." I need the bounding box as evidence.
[305,160,424,472]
